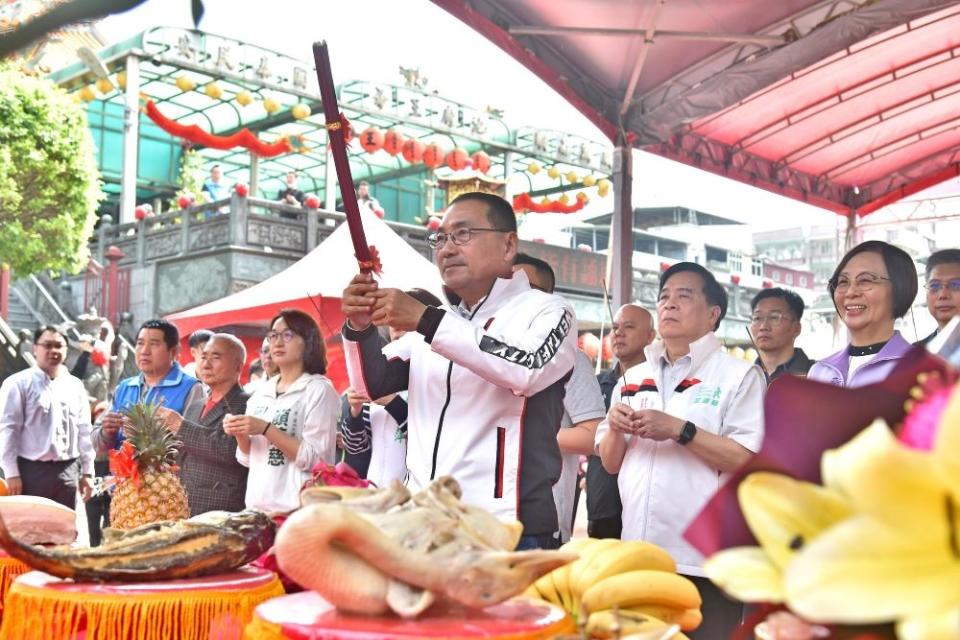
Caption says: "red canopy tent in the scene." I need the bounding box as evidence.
[432,0,960,303]
[166,210,443,390]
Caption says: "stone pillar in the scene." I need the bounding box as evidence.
[249,153,259,198]
[306,208,318,252]
[97,215,113,263]
[230,192,248,246]
[119,55,140,224]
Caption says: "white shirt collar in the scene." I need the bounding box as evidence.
[645,332,721,373]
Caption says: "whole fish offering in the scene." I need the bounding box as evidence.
[0,509,275,582]
[276,476,577,618]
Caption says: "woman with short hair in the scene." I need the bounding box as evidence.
[808,240,918,387]
[224,309,338,512]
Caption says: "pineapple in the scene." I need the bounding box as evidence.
[108,401,190,529]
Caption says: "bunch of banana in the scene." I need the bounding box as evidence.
[522,538,702,638]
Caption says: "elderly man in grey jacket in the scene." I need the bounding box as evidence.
[157,333,249,515]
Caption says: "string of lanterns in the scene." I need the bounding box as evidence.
[77,70,614,217]
[77,72,313,123]
[356,125,492,173]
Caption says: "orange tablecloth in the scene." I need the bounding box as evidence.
[244,592,575,640]
[0,566,283,640]
[0,553,29,621]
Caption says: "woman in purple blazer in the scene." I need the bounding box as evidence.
[808,240,918,388]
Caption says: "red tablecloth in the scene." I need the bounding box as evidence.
[244,591,574,640]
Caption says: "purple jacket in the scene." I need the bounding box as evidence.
[807,331,913,388]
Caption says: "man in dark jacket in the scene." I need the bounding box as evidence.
[157,333,249,515]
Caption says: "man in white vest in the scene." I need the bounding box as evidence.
[596,262,765,639]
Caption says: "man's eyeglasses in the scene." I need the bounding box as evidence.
[750,312,791,326]
[831,273,890,292]
[925,279,960,293]
[426,227,512,249]
[36,342,65,350]
[265,330,297,344]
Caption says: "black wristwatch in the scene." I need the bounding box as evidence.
[677,421,697,445]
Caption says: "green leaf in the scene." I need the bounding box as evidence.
[0,65,103,275]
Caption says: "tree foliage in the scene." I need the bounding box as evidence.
[0,65,103,275]
[174,148,207,207]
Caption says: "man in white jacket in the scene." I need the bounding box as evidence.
[596,262,765,639]
[341,192,578,549]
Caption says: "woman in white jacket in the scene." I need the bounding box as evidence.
[223,309,338,512]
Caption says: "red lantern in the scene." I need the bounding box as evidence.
[762,280,774,289]
[177,195,192,209]
[359,126,384,153]
[445,148,469,171]
[134,206,147,221]
[601,334,613,362]
[234,183,249,197]
[731,274,741,285]
[402,139,424,164]
[383,129,405,156]
[305,195,320,209]
[471,150,491,174]
[426,216,441,231]
[422,143,444,169]
[660,262,670,272]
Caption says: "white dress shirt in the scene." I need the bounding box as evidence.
[0,366,96,478]
[595,333,765,575]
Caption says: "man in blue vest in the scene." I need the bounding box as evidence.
[88,319,201,543]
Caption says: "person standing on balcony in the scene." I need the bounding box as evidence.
[276,171,306,221]
[277,171,306,207]
[356,180,384,217]
[0,325,96,507]
[201,164,229,203]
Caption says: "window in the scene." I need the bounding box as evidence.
[706,246,728,265]
[633,234,656,255]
